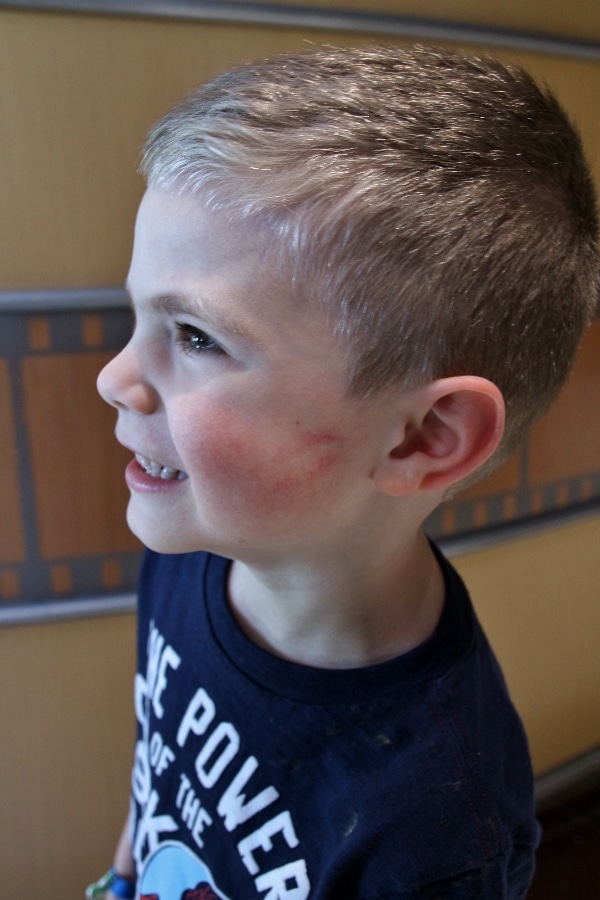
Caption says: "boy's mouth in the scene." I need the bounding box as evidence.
[135,452,188,481]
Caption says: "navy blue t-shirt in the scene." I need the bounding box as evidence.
[129,547,539,899]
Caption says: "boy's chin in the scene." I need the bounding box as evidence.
[125,510,187,555]
[126,510,226,558]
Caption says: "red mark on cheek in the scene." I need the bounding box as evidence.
[272,448,343,494]
[303,430,343,447]
[270,429,345,494]
[185,412,346,512]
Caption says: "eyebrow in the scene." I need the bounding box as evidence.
[126,283,256,344]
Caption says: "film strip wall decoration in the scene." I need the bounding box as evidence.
[428,312,600,545]
[0,291,142,608]
[1,289,599,610]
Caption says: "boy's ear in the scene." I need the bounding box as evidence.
[372,376,505,496]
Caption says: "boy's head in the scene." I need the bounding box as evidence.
[141,43,598,482]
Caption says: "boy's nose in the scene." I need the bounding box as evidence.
[97,345,159,415]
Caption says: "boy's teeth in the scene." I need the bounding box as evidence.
[135,453,186,481]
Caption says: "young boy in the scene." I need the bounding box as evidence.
[92,44,598,899]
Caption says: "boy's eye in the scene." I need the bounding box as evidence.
[175,322,223,355]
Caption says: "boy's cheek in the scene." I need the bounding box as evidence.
[179,409,347,510]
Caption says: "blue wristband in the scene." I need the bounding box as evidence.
[108,867,136,900]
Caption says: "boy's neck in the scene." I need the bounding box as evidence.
[227,529,445,669]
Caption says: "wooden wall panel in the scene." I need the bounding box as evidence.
[528,321,600,485]
[232,0,600,43]
[0,613,136,900]
[455,515,600,774]
[21,352,137,559]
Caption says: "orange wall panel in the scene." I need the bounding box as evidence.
[21,352,138,560]
[528,321,600,485]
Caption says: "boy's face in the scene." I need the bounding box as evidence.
[97,188,395,560]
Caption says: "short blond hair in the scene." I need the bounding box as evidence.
[141,44,598,469]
